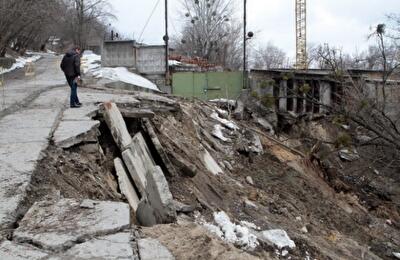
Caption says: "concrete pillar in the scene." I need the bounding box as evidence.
[279,80,287,112]
[292,80,298,113]
[320,81,331,113]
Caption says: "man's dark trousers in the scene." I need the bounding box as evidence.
[66,76,80,106]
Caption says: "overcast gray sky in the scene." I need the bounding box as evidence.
[109,0,399,59]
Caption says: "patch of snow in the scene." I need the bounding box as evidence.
[82,51,101,73]
[209,98,236,107]
[282,250,289,257]
[94,67,159,91]
[203,223,223,238]
[82,51,159,91]
[240,221,260,231]
[211,112,239,130]
[216,108,229,118]
[0,55,41,75]
[168,60,181,66]
[203,149,223,175]
[204,211,259,250]
[261,229,296,249]
[393,252,400,259]
[338,149,360,162]
[212,124,230,142]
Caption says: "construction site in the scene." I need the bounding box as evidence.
[0,0,399,259]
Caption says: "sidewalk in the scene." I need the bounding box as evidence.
[0,54,68,238]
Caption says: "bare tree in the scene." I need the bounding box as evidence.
[173,0,242,69]
[253,42,287,69]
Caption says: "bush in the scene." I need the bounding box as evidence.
[261,94,275,108]
[299,83,311,94]
[335,133,352,147]
[251,91,259,99]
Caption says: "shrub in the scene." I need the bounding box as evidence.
[261,94,275,108]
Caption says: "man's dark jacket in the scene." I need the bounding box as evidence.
[60,50,81,78]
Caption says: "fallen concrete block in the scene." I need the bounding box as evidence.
[144,166,177,224]
[143,119,177,177]
[0,240,48,260]
[121,108,155,119]
[122,149,148,196]
[114,158,140,212]
[138,238,175,260]
[13,199,130,251]
[102,102,132,150]
[136,198,157,227]
[53,120,100,148]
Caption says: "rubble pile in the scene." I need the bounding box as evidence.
[0,84,399,259]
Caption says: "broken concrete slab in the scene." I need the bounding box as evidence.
[136,198,157,227]
[13,199,130,251]
[0,240,48,260]
[255,117,275,135]
[102,102,132,150]
[53,120,100,148]
[114,158,140,212]
[144,166,177,224]
[143,119,177,177]
[121,108,155,119]
[122,149,148,196]
[138,238,175,260]
[79,91,140,105]
[202,149,223,175]
[55,232,135,260]
[62,104,99,121]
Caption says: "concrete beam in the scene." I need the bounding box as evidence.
[102,102,132,150]
[114,158,140,212]
[143,119,177,177]
[120,108,155,119]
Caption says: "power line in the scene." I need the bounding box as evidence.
[138,0,162,43]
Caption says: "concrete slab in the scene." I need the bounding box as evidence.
[53,120,100,148]
[114,158,140,212]
[122,149,148,195]
[79,91,140,105]
[138,238,175,260]
[62,104,99,121]
[0,241,48,260]
[144,166,177,224]
[102,102,132,150]
[14,199,130,251]
[55,232,135,260]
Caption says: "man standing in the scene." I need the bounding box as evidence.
[60,47,82,108]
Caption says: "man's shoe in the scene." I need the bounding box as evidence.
[70,104,82,108]
[76,102,82,106]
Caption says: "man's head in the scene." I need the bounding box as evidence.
[74,47,81,55]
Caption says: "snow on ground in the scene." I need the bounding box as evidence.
[203,211,259,250]
[0,55,41,75]
[212,124,230,142]
[202,149,223,176]
[209,98,236,107]
[211,111,239,130]
[261,229,296,249]
[82,51,159,91]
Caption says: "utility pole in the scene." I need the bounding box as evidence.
[243,0,247,89]
[164,0,170,85]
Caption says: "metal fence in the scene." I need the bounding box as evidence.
[172,71,243,100]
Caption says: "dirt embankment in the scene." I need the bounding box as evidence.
[22,93,399,259]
